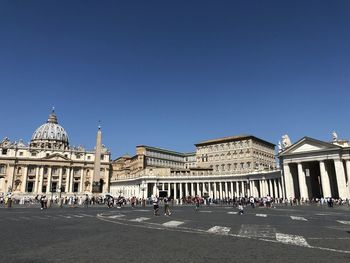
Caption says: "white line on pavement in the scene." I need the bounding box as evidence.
[256,214,267,217]
[276,233,310,247]
[71,215,84,218]
[199,211,212,213]
[162,221,184,227]
[337,220,350,225]
[106,214,125,219]
[130,217,151,222]
[227,212,238,215]
[207,226,231,235]
[78,214,94,217]
[238,224,276,239]
[290,216,308,221]
[58,215,72,219]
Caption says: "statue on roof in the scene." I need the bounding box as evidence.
[281,135,292,149]
[332,131,338,142]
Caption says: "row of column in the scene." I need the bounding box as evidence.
[283,159,350,199]
[140,179,283,199]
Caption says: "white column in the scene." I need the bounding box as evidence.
[224,182,228,198]
[283,163,294,198]
[153,183,157,196]
[58,167,63,191]
[179,182,183,199]
[34,166,40,193]
[278,178,283,199]
[167,182,170,196]
[46,167,52,194]
[269,180,273,197]
[191,183,194,196]
[235,181,239,197]
[196,182,200,196]
[297,163,309,199]
[185,182,189,197]
[174,183,177,200]
[319,161,331,198]
[230,182,234,198]
[213,182,217,199]
[80,168,84,193]
[219,182,223,200]
[273,179,278,198]
[241,181,245,197]
[334,159,349,198]
[21,167,28,192]
[38,167,44,194]
[207,182,211,198]
[259,180,264,197]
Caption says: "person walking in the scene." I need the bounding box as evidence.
[84,194,89,208]
[238,202,244,215]
[195,195,200,211]
[152,195,160,216]
[164,196,171,216]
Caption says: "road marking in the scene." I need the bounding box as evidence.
[8,218,20,221]
[337,220,350,225]
[32,216,48,220]
[199,211,212,213]
[18,217,31,220]
[135,210,149,212]
[78,214,94,217]
[276,233,310,247]
[256,214,267,217]
[238,224,276,239]
[106,214,125,219]
[58,215,72,219]
[290,216,308,221]
[207,226,231,235]
[162,221,184,227]
[130,217,151,222]
[227,212,238,215]
[71,215,84,218]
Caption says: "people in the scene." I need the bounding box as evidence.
[164,196,171,216]
[84,194,89,208]
[238,202,244,215]
[152,195,159,216]
[195,195,200,210]
[249,196,255,208]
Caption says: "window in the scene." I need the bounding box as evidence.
[87,156,91,160]
[0,165,6,174]
[31,152,37,156]
[2,149,7,155]
[19,152,23,156]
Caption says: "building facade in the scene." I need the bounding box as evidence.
[110,135,282,200]
[0,110,111,197]
[278,135,350,200]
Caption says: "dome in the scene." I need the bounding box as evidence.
[30,110,69,149]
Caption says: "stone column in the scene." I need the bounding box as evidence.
[224,182,228,198]
[46,167,52,194]
[259,180,263,197]
[241,181,244,197]
[219,182,223,200]
[269,180,273,197]
[179,182,183,199]
[319,161,331,198]
[80,168,84,193]
[196,183,200,196]
[230,182,234,198]
[297,163,309,199]
[58,167,63,191]
[34,166,40,193]
[153,183,157,197]
[174,183,177,200]
[273,179,278,198]
[68,168,74,193]
[191,183,194,196]
[185,182,188,197]
[334,159,349,198]
[208,182,211,198]
[21,167,28,193]
[167,182,170,196]
[235,181,239,197]
[283,163,294,199]
[278,178,283,199]
[213,182,217,199]
[38,167,44,194]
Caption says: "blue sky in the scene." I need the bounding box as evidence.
[1,1,350,158]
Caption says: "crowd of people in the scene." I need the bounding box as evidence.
[0,192,349,210]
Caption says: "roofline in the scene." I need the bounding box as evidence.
[136,145,186,156]
[195,135,275,147]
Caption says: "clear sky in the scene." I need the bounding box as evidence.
[1,1,350,158]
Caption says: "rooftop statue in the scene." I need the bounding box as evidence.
[281,134,292,149]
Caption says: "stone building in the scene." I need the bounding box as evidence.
[278,135,350,200]
[0,110,111,197]
[110,135,281,200]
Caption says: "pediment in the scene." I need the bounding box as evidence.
[42,153,70,161]
[280,137,341,156]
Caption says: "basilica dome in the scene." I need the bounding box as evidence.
[30,110,69,149]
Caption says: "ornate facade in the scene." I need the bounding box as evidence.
[110,135,281,200]
[0,110,111,197]
[279,135,350,199]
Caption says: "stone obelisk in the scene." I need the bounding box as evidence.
[93,125,102,192]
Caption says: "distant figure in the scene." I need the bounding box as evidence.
[332,131,338,142]
[282,135,292,149]
[238,203,244,215]
[164,196,171,216]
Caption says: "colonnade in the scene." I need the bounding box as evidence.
[283,159,350,199]
[112,177,284,200]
